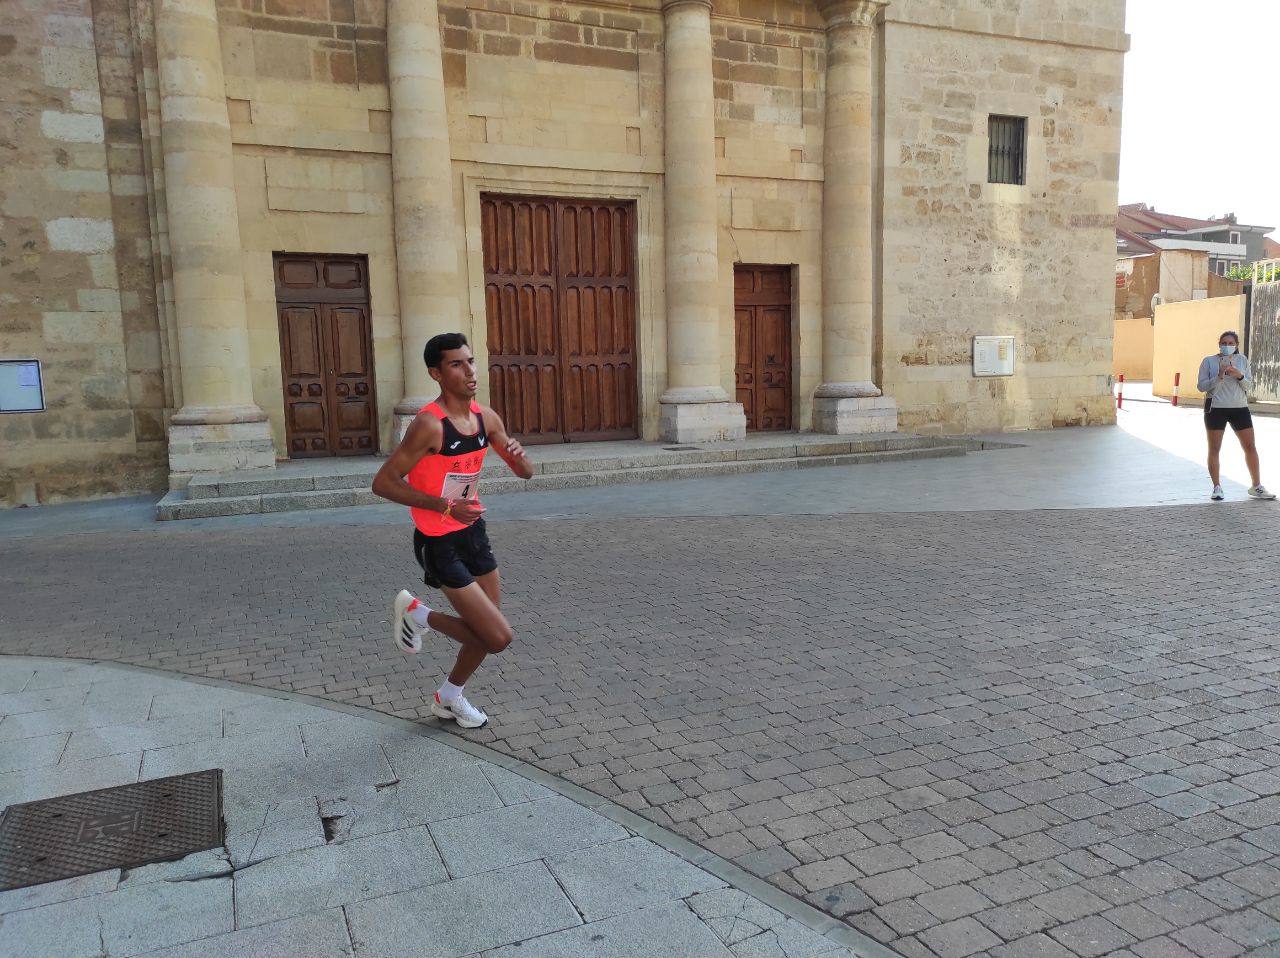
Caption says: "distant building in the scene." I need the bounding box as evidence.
[1117,204,1276,277]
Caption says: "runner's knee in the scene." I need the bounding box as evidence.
[483,622,514,653]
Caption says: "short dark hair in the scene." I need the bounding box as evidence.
[1220,330,1240,345]
[424,333,469,368]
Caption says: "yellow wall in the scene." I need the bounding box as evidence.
[1152,296,1246,400]
[1112,318,1153,380]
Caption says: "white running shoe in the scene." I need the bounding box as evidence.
[431,692,489,729]
[392,590,427,654]
[1211,484,1225,501]
[1249,484,1277,500]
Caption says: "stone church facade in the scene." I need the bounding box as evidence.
[0,0,1127,505]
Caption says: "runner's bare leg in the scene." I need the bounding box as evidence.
[429,570,510,686]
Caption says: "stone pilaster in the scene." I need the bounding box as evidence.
[813,0,897,434]
[659,0,746,442]
[156,0,274,483]
[388,0,461,438]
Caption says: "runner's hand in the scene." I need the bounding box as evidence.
[506,438,527,460]
[451,498,485,525]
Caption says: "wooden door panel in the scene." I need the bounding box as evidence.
[329,306,371,375]
[327,304,377,455]
[557,201,636,441]
[483,195,564,443]
[275,254,377,457]
[277,257,320,292]
[734,267,792,432]
[323,258,364,291]
[283,306,324,375]
[483,195,637,443]
[759,303,791,431]
[280,304,330,456]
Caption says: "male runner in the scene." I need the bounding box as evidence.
[371,332,533,728]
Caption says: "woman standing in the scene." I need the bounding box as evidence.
[1197,330,1276,501]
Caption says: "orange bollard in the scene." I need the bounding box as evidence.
[1117,374,1124,409]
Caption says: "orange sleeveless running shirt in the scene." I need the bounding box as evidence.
[406,401,489,537]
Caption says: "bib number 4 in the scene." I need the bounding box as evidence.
[442,471,481,501]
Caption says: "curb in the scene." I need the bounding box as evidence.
[3,653,903,958]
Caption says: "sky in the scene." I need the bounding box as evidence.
[1120,0,1280,236]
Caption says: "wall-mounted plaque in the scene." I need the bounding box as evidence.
[973,336,1015,377]
[0,360,45,412]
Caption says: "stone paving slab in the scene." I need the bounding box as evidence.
[480,901,737,957]
[0,657,882,958]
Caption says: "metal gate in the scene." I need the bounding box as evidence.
[1249,260,1280,401]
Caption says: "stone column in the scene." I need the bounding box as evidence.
[813,0,896,434]
[388,0,461,437]
[156,0,274,481]
[659,0,746,442]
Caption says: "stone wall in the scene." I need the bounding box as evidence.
[709,1,823,425]
[881,0,1126,432]
[0,0,168,505]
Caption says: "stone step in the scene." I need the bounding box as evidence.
[156,443,970,520]
[182,434,963,501]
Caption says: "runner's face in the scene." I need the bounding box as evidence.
[431,347,478,398]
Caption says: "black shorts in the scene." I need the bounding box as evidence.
[413,519,497,590]
[1205,402,1253,433]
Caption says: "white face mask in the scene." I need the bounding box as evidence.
[1220,344,1237,356]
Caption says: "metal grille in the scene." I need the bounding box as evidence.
[0,770,223,891]
[988,115,1027,185]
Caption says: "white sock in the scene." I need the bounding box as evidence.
[407,597,430,628]
[438,680,464,703]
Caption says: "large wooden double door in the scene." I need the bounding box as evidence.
[275,254,378,457]
[734,265,793,431]
[482,194,638,443]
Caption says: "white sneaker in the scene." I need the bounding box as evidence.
[1249,485,1277,500]
[1211,485,1225,501]
[392,590,427,654]
[431,692,489,729]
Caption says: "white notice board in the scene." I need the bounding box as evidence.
[0,360,46,412]
[972,336,1015,377]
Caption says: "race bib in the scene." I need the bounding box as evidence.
[442,470,481,501]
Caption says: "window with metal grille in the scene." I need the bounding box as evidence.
[988,115,1027,185]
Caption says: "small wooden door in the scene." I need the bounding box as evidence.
[275,254,378,457]
[734,265,793,431]
[482,194,638,444]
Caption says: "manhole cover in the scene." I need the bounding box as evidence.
[0,769,223,891]
[663,445,701,451]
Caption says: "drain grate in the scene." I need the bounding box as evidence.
[0,769,223,891]
[663,445,702,452]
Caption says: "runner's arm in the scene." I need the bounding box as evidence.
[482,408,535,480]
[371,415,452,511]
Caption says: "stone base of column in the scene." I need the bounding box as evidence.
[167,405,275,488]
[812,395,898,434]
[659,400,747,443]
[393,397,434,444]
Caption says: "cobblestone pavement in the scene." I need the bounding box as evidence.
[4,503,1280,957]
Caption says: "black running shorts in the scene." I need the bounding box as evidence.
[413,518,498,590]
[1204,402,1253,433]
